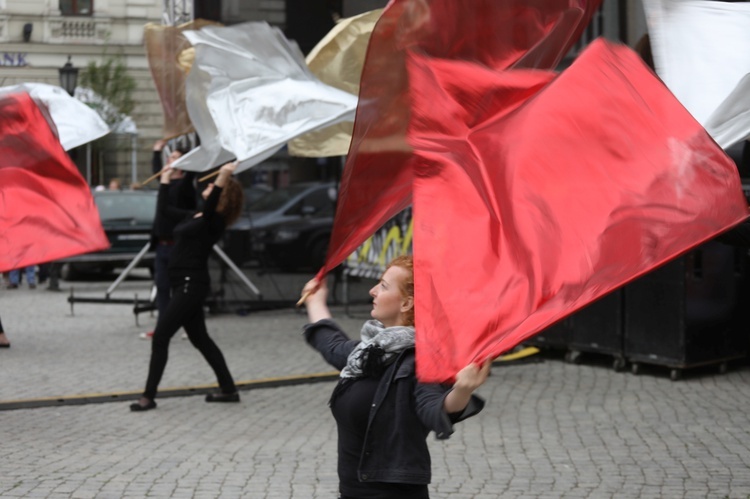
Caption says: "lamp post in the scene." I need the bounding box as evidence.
[49,55,80,291]
[58,55,79,96]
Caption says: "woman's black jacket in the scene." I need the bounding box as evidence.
[303,318,485,485]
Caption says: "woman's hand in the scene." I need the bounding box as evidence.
[454,359,492,393]
[160,166,173,184]
[219,160,238,175]
[215,161,238,187]
[301,278,332,323]
[443,359,492,414]
[301,278,326,307]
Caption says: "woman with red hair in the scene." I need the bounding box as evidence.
[300,255,490,499]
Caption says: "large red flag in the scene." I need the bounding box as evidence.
[320,0,603,278]
[408,39,749,382]
[0,92,109,272]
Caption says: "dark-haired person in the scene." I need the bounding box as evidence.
[141,140,197,340]
[299,255,490,499]
[131,161,244,411]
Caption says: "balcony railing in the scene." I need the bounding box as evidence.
[47,17,110,43]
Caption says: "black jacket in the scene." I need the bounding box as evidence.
[161,181,225,285]
[150,151,197,245]
[303,319,485,485]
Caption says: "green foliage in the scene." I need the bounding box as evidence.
[79,49,136,123]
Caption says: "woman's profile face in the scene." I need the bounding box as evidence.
[369,265,412,327]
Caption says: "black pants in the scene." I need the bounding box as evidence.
[154,243,174,319]
[143,277,236,400]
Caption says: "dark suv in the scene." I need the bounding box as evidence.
[227,182,337,271]
[59,190,157,279]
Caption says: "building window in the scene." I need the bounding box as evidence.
[60,0,93,16]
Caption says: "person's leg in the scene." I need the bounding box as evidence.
[0,315,8,347]
[154,245,172,319]
[139,244,173,339]
[38,263,49,283]
[8,270,19,287]
[25,266,36,287]
[181,283,237,395]
[140,281,202,402]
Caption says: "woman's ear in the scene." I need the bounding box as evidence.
[401,295,414,313]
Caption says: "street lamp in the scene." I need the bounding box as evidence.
[50,55,80,290]
[58,55,79,96]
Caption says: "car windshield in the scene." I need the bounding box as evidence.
[94,193,156,223]
[248,185,311,212]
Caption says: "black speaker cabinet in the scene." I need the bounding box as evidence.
[525,316,573,350]
[568,289,625,370]
[624,241,749,379]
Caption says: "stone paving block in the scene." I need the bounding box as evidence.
[4,282,750,497]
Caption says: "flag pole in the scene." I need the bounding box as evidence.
[141,170,163,186]
[144,168,221,185]
[296,291,310,307]
[199,170,221,182]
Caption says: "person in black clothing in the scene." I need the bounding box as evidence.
[145,140,196,338]
[299,255,490,499]
[131,161,244,412]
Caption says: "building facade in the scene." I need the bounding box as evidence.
[0,0,288,186]
[0,0,166,185]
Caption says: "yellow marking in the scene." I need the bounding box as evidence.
[0,371,339,405]
[496,346,539,362]
[0,350,538,406]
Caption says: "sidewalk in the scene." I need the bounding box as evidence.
[2,275,750,498]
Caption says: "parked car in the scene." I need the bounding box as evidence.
[59,190,157,279]
[226,182,337,271]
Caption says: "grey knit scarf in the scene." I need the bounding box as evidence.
[340,320,416,379]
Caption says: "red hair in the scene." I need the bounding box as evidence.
[386,255,414,326]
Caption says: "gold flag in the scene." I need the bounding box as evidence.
[288,9,383,158]
[144,19,220,140]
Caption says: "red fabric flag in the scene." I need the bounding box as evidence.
[408,39,749,382]
[320,0,603,278]
[0,92,109,272]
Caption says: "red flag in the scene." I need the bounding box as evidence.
[409,39,749,382]
[321,0,603,278]
[0,92,109,272]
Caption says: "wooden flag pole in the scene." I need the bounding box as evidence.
[296,291,311,307]
[144,169,221,185]
[141,170,163,186]
[199,170,221,183]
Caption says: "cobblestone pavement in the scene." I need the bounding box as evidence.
[2,274,750,498]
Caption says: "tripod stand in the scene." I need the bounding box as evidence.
[66,242,262,320]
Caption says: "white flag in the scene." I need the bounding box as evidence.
[643,0,750,149]
[172,22,358,173]
[0,83,109,150]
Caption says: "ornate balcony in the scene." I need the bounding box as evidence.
[47,17,111,44]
